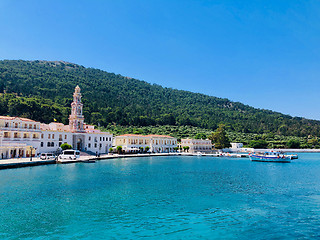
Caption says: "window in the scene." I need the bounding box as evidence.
[48,134,51,139]
[29,124,32,129]
[5,122,8,127]
[15,123,18,128]
[103,137,105,141]
[88,143,91,148]
[52,134,54,139]
[41,134,44,139]
[100,143,102,148]
[100,137,102,141]
[95,143,97,148]
[47,142,50,147]
[89,136,91,141]
[34,124,36,129]
[51,142,54,147]
[25,124,27,128]
[41,142,44,147]
[65,135,67,139]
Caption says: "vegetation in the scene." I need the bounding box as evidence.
[183,146,190,152]
[248,140,268,149]
[208,124,231,149]
[0,60,320,140]
[60,143,72,150]
[286,139,300,149]
[116,146,122,154]
[101,124,317,149]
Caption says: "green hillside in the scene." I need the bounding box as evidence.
[0,59,319,137]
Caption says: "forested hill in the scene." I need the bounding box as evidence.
[0,60,319,137]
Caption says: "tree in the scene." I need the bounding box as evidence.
[208,124,231,149]
[286,139,300,149]
[139,147,144,153]
[109,147,114,153]
[248,140,268,149]
[116,146,123,154]
[307,138,318,148]
[183,146,189,152]
[145,146,150,152]
[195,133,207,139]
[173,147,179,152]
[60,143,72,150]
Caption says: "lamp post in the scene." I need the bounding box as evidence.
[29,146,36,161]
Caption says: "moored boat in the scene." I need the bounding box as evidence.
[285,154,298,159]
[82,160,96,163]
[249,151,292,163]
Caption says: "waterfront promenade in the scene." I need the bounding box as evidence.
[1,149,318,170]
[0,153,185,170]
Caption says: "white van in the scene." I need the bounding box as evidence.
[40,153,56,160]
[59,150,80,160]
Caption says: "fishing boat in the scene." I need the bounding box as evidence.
[249,151,292,163]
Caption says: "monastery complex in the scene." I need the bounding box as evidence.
[0,86,182,159]
[0,86,112,159]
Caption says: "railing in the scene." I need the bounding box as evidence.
[0,127,41,132]
[0,142,27,147]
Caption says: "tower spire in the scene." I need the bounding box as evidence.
[69,85,85,132]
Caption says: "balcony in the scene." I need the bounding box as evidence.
[0,127,41,132]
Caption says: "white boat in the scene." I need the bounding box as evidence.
[249,151,292,163]
[285,154,298,159]
[196,152,203,156]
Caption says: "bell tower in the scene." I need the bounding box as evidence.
[69,85,85,133]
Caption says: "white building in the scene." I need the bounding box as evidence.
[0,116,41,158]
[223,142,254,153]
[230,143,243,149]
[0,86,113,159]
[180,138,213,153]
[39,86,112,154]
[114,134,177,153]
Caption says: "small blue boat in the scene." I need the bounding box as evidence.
[249,151,292,163]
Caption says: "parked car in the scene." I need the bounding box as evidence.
[40,153,56,160]
[59,150,80,160]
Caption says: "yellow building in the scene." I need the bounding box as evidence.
[114,134,177,153]
[180,138,213,153]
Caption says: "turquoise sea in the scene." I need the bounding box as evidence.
[1,154,320,239]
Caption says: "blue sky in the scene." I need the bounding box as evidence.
[1,0,320,119]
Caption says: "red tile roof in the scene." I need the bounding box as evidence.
[0,116,37,122]
[117,134,174,138]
